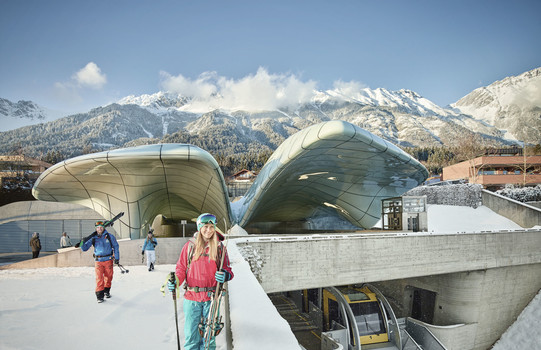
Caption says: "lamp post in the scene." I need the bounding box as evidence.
[181,220,187,237]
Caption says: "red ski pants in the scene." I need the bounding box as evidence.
[95,259,114,292]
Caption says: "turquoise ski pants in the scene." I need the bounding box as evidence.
[183,298,215,350]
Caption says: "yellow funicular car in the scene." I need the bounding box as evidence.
[322,284,402,349]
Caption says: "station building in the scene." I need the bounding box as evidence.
[442,148,541,190]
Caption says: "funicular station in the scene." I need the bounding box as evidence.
[2,121,540,350]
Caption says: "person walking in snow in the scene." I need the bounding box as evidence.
[142,230,157,271]
[77,221,120,303]
[29,232,41,259]
[60,232,72,248]
[168,213,234,350]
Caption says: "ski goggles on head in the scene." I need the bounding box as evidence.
[197,213,216,231]
[95,221,105,227]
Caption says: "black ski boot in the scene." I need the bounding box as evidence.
[96,290,105,303]
[104,287,111,298]
[150,263,154,271]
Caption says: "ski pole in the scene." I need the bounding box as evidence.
[169,272,181,350]
[117,263,129,274]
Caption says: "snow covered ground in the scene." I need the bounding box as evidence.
[0,241,298,350]
[0,205,539,350]
[427,205,524,233]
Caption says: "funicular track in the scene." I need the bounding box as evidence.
[269,293,321,350]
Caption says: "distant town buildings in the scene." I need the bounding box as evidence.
[227,169,258,198]
[0,155,52,188]
[442,148,541,190]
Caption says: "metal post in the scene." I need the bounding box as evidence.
[181,220,187,237]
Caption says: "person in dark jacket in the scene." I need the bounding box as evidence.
[78,221,120,303]
[29,232,41,259]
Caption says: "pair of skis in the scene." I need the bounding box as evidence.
[99,212,129,274]
[166,219,230,350]
[75,211,125,248]
[200,222,230,349]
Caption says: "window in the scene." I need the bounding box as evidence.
[351,302,386,336]
[327,298,344,330]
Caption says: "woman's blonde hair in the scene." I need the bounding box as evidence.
[193,229,218,262]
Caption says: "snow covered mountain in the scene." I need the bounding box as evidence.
[0,68,539,159]
[0,98,64,132]
[452,67,541,143]
[117,86,508,148]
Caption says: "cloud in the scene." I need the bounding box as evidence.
[160,67,317,111]
[72,62,107,89]
[160,71,218,100]
[332,80,369,97]
[51,62,107,110]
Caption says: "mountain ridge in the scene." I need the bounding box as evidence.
[452,67,541,142]
[1,67,539,159]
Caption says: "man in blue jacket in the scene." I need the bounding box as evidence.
[80,221,120,303]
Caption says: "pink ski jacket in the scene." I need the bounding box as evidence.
[175,239,234,302]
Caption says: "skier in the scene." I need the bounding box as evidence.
[142,230,158,271]
[79,221,120,303]
[168,213,233,350]
[29,232,41,258]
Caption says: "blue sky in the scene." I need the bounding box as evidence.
[1,0,540,114]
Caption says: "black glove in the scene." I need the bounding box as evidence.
[141,251,144,255]
[114,259,119,264]
[74,241,81,248]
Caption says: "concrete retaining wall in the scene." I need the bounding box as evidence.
[405,184,482,207]
[405,318,478,350]
[482,190,541,228]
[375,265,541,350]
[1,237,190,269]
[234,230,541,293]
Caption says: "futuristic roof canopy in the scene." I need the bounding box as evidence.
[32,144,232,239]
[235,120,428,228]
[32,121,428,238]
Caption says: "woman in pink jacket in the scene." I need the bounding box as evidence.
[169,213,233,350]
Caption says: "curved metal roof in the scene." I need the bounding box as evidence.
[32,144,231,239]
[32,121,428,238]
[235,120,428,228]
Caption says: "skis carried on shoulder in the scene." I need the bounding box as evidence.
[200,219,230,350]
[104,211,125,228]
[75,212,125,248]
